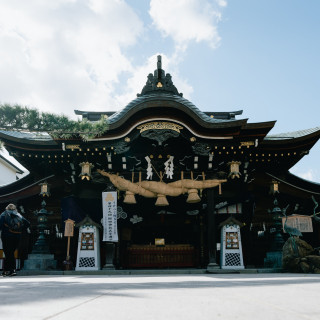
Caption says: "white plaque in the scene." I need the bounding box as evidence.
[102,192,118,242]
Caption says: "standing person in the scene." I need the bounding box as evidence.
[0,204,30,277]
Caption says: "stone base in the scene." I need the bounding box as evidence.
[103,242,115,270]
[264,251,282,269]
[23,254,57,270]
[206,262,220,273]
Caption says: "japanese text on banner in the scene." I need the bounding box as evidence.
[102,192,118,242]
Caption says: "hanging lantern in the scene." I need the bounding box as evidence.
[269,180,280,195]
[79,162,94,180]
[123,191,137,204]
[39,181,50,197]
[186,189,201,203]
[228,161,241,179]
[155,194,169,206]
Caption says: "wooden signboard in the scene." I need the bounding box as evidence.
[155,238,165,247]
[64,219,75,267]
[64,219,75,237]
[282,215,313,233]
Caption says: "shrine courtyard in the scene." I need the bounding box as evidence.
[1,273,319,319]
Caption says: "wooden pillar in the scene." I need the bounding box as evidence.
[207,188,219,271]
[199,214,205,267]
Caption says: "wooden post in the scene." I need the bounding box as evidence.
[66,236,71,259]
[64,219,75,270]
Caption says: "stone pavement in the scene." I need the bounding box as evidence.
[1,273,320,320]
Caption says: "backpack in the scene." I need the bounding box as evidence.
[5,211,24,233]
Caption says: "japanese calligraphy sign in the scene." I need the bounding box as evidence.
[102,192,118,242]
[64,219,75,237]
[282,215,313,233]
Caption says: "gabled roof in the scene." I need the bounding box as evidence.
[107,93,245,127]
[0,56,317,155]
[218,216,244,228]
[75,215,102,229]
[75,109,244,121]
[87,55,248,132]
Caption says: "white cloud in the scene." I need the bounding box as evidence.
[0,0,144,118]
[0,1,202,119]
[299,170,315,181]
[217,0,227,7]
[290,168,319,182]
[149,0,225,51]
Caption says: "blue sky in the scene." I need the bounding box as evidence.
[0,0,319,182]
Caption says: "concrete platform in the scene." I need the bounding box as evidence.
[1,273,320,319]
[17,267,283,276]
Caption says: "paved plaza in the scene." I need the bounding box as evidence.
[1,273,320,320]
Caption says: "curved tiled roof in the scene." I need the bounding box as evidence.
[265,127,320,140]
[266,171,320,195]
[0,130,52,141]
[108,93,238,125]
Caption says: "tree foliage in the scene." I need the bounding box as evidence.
[0,104,108,140]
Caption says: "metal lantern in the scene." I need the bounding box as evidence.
[39,181,50,197]
[79,162,94,180]
[32,200,53,254]
[269,180,280,195]
[228,161,241,179]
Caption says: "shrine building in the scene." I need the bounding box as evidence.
[0,56,320,271]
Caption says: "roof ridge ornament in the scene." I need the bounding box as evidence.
[137,55,183,97]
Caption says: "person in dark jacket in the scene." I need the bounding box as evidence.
[0,204,30,276]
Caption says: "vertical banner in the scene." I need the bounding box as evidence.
[102,192,118,242]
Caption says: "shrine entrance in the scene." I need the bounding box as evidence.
[117,196,205,269]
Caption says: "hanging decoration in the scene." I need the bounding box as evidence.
[130,215,143,224]
[97,170,226,206]
[186,210,199,215]
[269,180,280,194]
[186,172,201,203]
[155,194,169,206]
[155,172,169,206]
[186,189,201,203]
[116,207,128,220]
[145,156,153,180]
[39,181,50,197]
[156,210,176,215]
[164,156,174,179]
[79,162,94,180]
[228,161,241,179]
[123,191,136,204]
